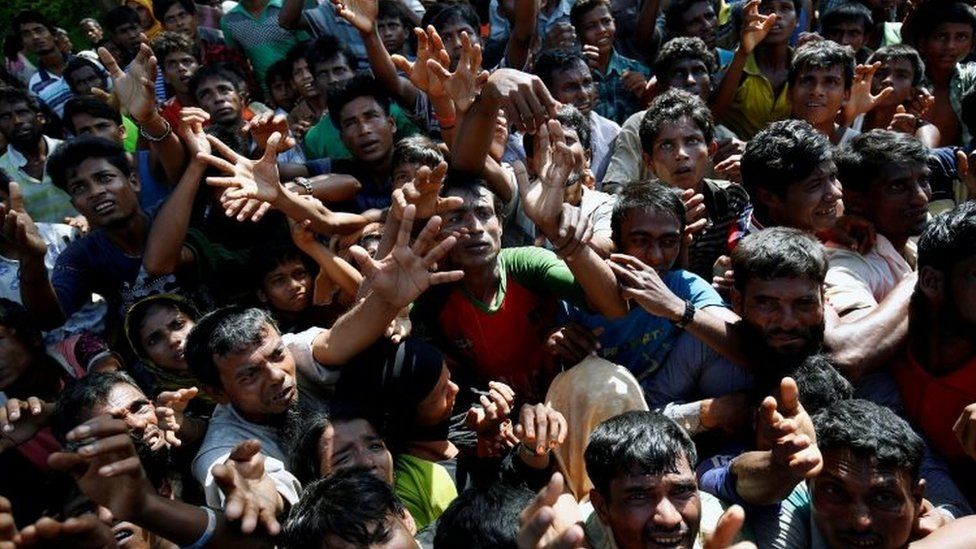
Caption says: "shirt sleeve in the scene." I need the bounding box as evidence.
[824,255,878,317]
[283,328,342,391]
[674,271,726,309]
[198,450,302,507]
[603,112,644,185]
[501,247,585,306]
[51,242,93,317]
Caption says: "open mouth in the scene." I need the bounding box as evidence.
[645,532,688,547]
[113,524,135,546]
[272,384,296,405]
[814,204,836,217]
[359,139,381,155]
[465,241,491,254]
[839,534,883,547]
[674,165,693,175]
[93,199,116,215]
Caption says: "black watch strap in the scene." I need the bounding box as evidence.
[673,300,696,329]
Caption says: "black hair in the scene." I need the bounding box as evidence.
[584,411,697,496]
[0,87,41,115]
[253,244,315,290]
[434,483,536,549]
[289,411,382,486]
[813,399,924,481]
[730,227,827,292]
[392,135,445,170]
[0,298,43,352]
[12,10,56,34]
[789,39,855,89]
[280,468,406,548]
[184,306,279,389]
[867,44,926,87]
[327,73,392,129]
[188,63,247,100]
[740,119,833,212]
[47,136,132,193]
[378,0,413,26]
[917,200,976,274]
[639,88,715,154]
[441,170,506,219]
[285,42,310,75]
[610,179,687,249]
[904,1,976,48]
[125,294,201,359]
[151,31,200,66]
[834,129,928,193]
[570,0,612,33]
[266,59,295,87]
[153,0,197,22]
[62,96,123,134]
[759,0,801,16]
[664,0,719,38]
[793,354,853,416]
[428,4,481,35]
[654,37,717,87]
[819,2,873,35]
[51,371,143,443]
[103,6,142,33]
[533,48,589,91]
[0,169,10,197]
[523,104,592,158]
[306,33,356,74]
[63,57,109,91]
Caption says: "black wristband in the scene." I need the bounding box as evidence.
[672,300,696,329]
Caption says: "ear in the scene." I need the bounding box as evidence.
[118,123,127,141]
[256,288,268,303]
[755,186,783,212]
[912,478,926,507]
[401,507,418,536]
[388,115,397,135]
[731,286,744,315]
[708,140,718,158]
[203,384,230,405]
[582,168,596,190]
[590,488,611,524]
[128,170,141,193]
[918,265,943,301]
[642,151,657,176]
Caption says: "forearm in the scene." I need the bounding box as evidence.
[364,28,416,106]
[18,257,66,329]
[277,0,307,30]
[731,451,804,505]
[312,292,401,365]
[307,174,362,203]
[684,307,748,367]
[710,48,749,119]
[910,516,976,548]
[451,92,499,173]
[135,493,273,549]
[305,243,364,298]
[635,0,663,54]
[567,246,628,318]
[273,189,371,236]
[141,113,186,185]
[430,93,458,149]
[483,156,515,204]
[506,0,538,70]
[143,161,205,276]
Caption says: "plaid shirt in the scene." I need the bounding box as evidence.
[592,50,651,125]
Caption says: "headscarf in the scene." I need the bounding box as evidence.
[124,293,214,405]
[125,0,163,40]
[545,357,649,501]
[335,339,449,448]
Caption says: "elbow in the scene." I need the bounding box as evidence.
[143,257,177,279]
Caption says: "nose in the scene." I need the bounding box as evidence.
[910,180,931,206]
[652,497,683,530]
[675,143,691,160]
[267,364,286,384]
[851,501,873,532]
[777,307,801,331]
[646,243,665,269]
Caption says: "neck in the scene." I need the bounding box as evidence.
[370,151,393,182]
[813,119,837,140]
[462,262,502,303]
[755,42,789,67]
[911,313,976,375]
[928,65,955,86]
[406,440,458,461]
[243,0,265,13]
[307,95,325,116]
[885,232,909,254]
[105,210,150,255]
[19,135,47,161]
[40,51,66,74]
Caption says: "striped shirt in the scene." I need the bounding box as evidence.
[28,64,73,119]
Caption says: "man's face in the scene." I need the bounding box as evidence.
[734,276,825,364]
[762,161,843,233]
[90,383,164,450]
[645,117,712,192]
[550,60,596,116]
[810,448,922,549]
[758,0,798,45]
[791,65,849,128]
[918,23,975,73]
[617,209,683,273]
[442,186,503,271]
[112,22,145,54]
[0,326,34,392]
[195,77,244,124]
[81,21,104,44]
[292,58,318,100]
[318,418,395,484]
[338,97,396,164]
[415,365,459,427]
[679,1,719,48]
[64,157,141,229]
[846,162,930,243]
[162,51,199,95]
[378,17,408,54]
[69,113,125,143]
[663,59,712,100]
[942,254,976,333]
[162,3,198,37]
[0,100,43,149]
[67,65,108,96]
[439,20,481,70]
[213,323,298,423]
[591,456,701,549]
[823,20,867,52]
[560,127,591,205]
[872,58,915,107]
[18,22,57,56]
[579,4,617,54]
[138,304,194,372]
[258,259,312,313]
[313,56,355,96]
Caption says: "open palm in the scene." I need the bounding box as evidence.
[332,0,377,34]
[98,43,157,123]
[428,31,489,113]
[200,132,284,204]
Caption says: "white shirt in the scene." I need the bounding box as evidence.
[825,234,916,317]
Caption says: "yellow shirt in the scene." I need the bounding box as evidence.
[720,52,792,140]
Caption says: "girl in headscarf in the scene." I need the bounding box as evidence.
[125,0,163,39]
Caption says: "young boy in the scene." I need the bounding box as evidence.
[639,89,752,279]
[859,45,940,146]
[906,1,976,145]
[712,0,799,139]
[377,0,413,58]
[819,2,873,63]
[152,31,201,131]
[789,40,858,145]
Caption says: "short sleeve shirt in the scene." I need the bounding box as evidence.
[719,52,792,140]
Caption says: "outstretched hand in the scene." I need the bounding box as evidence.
[177,107,211,160]
[349,204,464,309]
[393,26,451,98]
[391,161,464,220]
[517,473,585,549]
[0,397,52,453]
[843,62,894,123]
[609,253,686,320]
[243,112,297,154]
[427,31,489,113]
[331,0,378,35]
[97,41,157,124]
[703,505,757,549]
[213,439,283,535]
[200,131,284,207]
[739,0,778,54]
[0,182,47,260]
[154,387,198,448]
[757,378,823,480]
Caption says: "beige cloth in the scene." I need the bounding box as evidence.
[545,357,649,501]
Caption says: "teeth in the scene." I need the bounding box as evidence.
[94,201,113,213]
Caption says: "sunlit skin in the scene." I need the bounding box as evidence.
[438,19,481,70]
[63,157,142,229]
[790,66,850,136]
[617,210,682,274]
[548,60,596,116]
[758,0,798,45]
[138,304,195,371]
[338,97,397,164]
[757,161,843,233]
[89,383,163,449]
[732,276,824,356]
[843,162,930,251]
[441,186,503,272]
[579,4,617,57]
[161,51,199,96]
[258,259,313,314]
[415,365,459,426]
[68,113,126,143]
[318,418,395,484]
[645,117,715,193]
[212,324,298,424]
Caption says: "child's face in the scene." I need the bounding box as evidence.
[269,76,297,109]
[393,162,419,189]
[439,20,481,70]
[259,259,312,313]
[791,65,849,128]
[378,17,408,54]
[578,4,617,54]
[918,22,975,72]
[758,0,798,45]
[644,116,712,192]
[872,57,915,107]
[822,20,867,52]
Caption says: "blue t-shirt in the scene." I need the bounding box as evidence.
[560,269,725,381]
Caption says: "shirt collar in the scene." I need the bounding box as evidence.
[6,135,58,170]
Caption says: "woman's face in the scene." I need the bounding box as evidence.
[138,304,195,371]
[415,364,459,427]
[319,418,395,485]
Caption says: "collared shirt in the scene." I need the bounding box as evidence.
[27,62,73,119]
[825,234,916,317]
[719,51,792,140]
[221,0,309,90]
[593,49,651,125]
[589,110,620,182]
[303,1,368,67]
[0,135,76,223]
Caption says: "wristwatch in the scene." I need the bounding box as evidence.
[294,176,313,195]
[672,300,696,329]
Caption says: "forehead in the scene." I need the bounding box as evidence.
[552,61,591,82]
[796,64,846,78]
[214,324,280,369]
[264,258,307,278]
[439,19,477,35]
[103,382,147,407]
[880,57,915,72]
[72,112,118,127]
[874,161,928,184]
[164,51,196,64]
[315,55,352,72]
[931,22,975,36]
[19,22,50,33]
[140,303,185,331]
[67,157,127,181]
[683,0,715,18]
[793,160,837,186]
[622,208,682,233]
[581,3,612,21]
[197,76,237,93]
[820,448,913,488]
[165,3,190,16]
[446,185,496,209]
[613,455,695,488]
[654,116,706,140]
[0,100,35,115]
[743,276,821,298]
[328,418,380,448]
[340,96,385,121]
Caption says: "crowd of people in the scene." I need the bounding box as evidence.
[1,0,976,546]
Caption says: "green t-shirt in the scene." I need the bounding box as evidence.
[303,104,421,161]
[394,454,457,531]
[122,116,139,153]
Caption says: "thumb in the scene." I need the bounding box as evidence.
[956,149,969,177]
[895,104,907,114]
[228,439,262,462]
[348,245,375,274]
[8,182,25,213]
[706,505,747,549]
[875,86,894,103]
[779,377,801,416]
[392,54,412,74]
[263,132,283,160]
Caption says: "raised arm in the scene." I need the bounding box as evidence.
[710,0,777,120]
[291,218,364,300]
[505,0,538,71]
[634,0,663,58]
[311,205,464,365]
[278,0,311,30]
[428,30,490,149]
